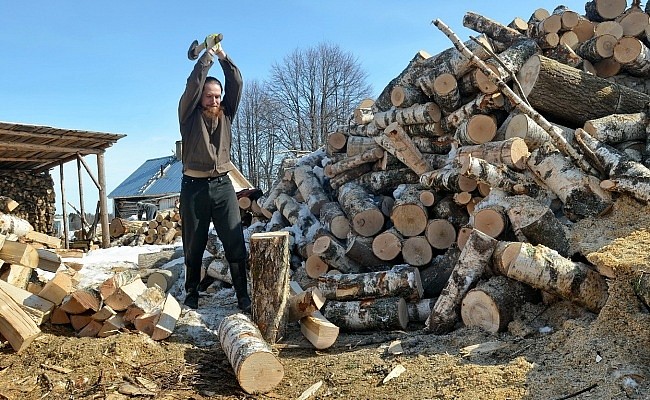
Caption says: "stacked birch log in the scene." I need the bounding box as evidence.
[108,207,182,247]
[254,0,650,336]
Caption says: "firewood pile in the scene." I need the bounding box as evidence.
[108,207,182,247]
[246,0,650,337]
[0,171,56,234]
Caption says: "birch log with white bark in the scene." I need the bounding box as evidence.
[337,181,384,237]
[322,297,408,331]
[317,264,422,301]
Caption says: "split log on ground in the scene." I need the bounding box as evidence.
[633,271,650,310]
[69,313,94,332]
[380,122,433,175]
[0,286,41,352]
[0,240,39,268]
[426,229,497,334]
[0,279,54,325]
[109,218,143,238]
[356,168,420,194]
[250,231,291,344]
[575,128,650,202]
[583,112,647,143]
[527,144,614,220]
[289,281,339,349]
[91,305,116,322]
[1,264,32,290]
[517,54,650,126]
[325,147,384,179]
[372,227,403,261]
[206,257,232,285]
[506,194,570,256]
[461,155,540,198]
[217,313,285,394]
[317,264,423,302]
[0,196,18,213]
[505,113,574,150]
[402,236,433,266]
[97,314,126,338]
[585,0,627,22]
[503,242,609,312]
[576,34,618,62]
[407,298,437,323]
[77,320,102,338]
[456,137,529,171]
[0,212,33,239]
[373,102,441,129]
[146,262,183,292]
[25,231,61,249]
[99,270,148,311]
[35,248,62,273]
[461,275,540,333]
[420,165,477,193]
[312,235,363,274]
[322,297,408,331]
[60,288,101,315]
[38,270,76,305]
[151,293,181,340]
[287,282,325,322]
[318,202,350,240]
[391,184,429,237]
[344,232,384,268]
[420,246,462,298]
[337,181,384,237]
[425,218,457,250]
[373,50,432,112]
[49,307,70,325]
[441,93,505,133]
[262,178,297,214]
[294,165,329,216]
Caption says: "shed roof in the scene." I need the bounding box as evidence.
[0,121,125,172]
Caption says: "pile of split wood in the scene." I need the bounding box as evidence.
[109,207,181,246]
[242,0,650,338]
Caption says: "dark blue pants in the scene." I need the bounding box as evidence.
[179,174,246,294]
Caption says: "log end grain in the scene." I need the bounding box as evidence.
[426,219,457,250]
[239,351,285,394]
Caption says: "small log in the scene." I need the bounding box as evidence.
[407,298,437,323]
[402,236,433,266]
[461,275,539,333]
[305,254,329,279]
[379,122,432,175]
[455,114,497,145]
[38,270,75,305]
[391,184,429,237]
[614,36,650,77]
[420,246,462,298]
[326,147,384,179]
[99,270,148,311]
[505,113,574,150]
[346,136,380,157]
[373,102,441,129]
[275,193,319,246]
[250,231,291,344]
[472,204,508,238]
[0,279,53,325]
[617,6,649,36]
[504,242,609,312]
[585,0,627,22]
[289,281,339,349]
[344,232,384,268]
[430,73,461,113]
[441,93,505,133]
[432,195,471,230]
[317,265,422,301]
[337,181,384,237]
[322,297,408,331]
[0,286,41,352]
[577,34,618,62]
[329,163,373,190]
[461,155,540,198]
[146,262,183,293]
[391,85,429,108]
[374,50,432,112]
[77,320,102,338]
[353,107,373,125]
[544,43,584,68]
[91,305,116,322]
[262,178,297,214]
[287,283,325,322]
[457,137,529,171]
[420,165,477,193]
[217,313,285,394]
[425,219,457,250]
[294,165,329,216]
[312,235,363,274]
[426,229,497,334]
[0,240,39,268]
[583,112,647,143]
[372,227,403,261]
[462,11,524,47]
[356,168,420,194]
[206,257,232,284]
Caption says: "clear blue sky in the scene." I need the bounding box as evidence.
[0,0,587,215]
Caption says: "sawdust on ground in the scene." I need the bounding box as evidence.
[0,196,649,400]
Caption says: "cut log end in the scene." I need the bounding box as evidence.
[239,352,285,394]
[461,290,501,333]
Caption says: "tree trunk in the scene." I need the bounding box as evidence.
[250,231,291,345]
[217,313,285,394]
[426,229,497,334]
[322,297,408,331]
[504,242,609,312]
[442,93,505,133]
[317,264,422,301]
[461,155,540,198]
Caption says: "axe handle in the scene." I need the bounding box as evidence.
[189,33,223,60]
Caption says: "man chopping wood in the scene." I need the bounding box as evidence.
[178,33,251,312]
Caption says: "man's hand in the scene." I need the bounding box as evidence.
[204,33,223,52]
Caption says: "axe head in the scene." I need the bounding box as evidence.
[187,40,200,60]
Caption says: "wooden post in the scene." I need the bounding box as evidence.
[250,231,291,344]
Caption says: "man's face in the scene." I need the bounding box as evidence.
[201,81,222,119]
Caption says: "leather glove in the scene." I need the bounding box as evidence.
[204,33,223,52]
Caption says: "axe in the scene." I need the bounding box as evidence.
[187,33,223,60]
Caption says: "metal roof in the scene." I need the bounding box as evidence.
[108,156,180,199]
[0,121,125,172]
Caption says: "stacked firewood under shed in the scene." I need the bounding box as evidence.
[248,0,650,338]
[108,207,182,246]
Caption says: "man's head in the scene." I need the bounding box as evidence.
[201,76,223,119]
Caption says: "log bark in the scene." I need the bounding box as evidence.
[344,232,384,268]
[325,147,384,178]
[262,178,297,214]
[420,246,462,298]
[576,34,618,62]
[319,201,350,240]
[322,297,408,331]
[517,54,650,126]
[337,181,384,237]
[503,242,609,312]
[585,0,627,22]
[426,229,497,334]
[250,231,291,344]
[505,113,574,150]
[442,93,505,133]
[217,313,285,394]
[420,165,477,193]
[390,184,429,237]
[461,275,539,333]
[0,286,41,352]
[294,165,329,216]
[461,155,540,198]
[312,235,363,274]
[374,50,431,112]
[356,168,420,194]
[329,163,373,191]
[317,264,422,301]
[583,112,647,143]
[407,298,437,323]
[456,137,529,171]
[373,102,441,129]
[463,11,525,47]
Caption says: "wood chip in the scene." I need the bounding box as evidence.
[387,340,403,355]
[459,341,507,357]
[40,364,73,374]
[136,376,158,391]
[117,383,155,396]
[296,380,323,400]
[382,364,406,384]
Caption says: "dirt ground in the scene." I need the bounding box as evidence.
[1,196,649,400]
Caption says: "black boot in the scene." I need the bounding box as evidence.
[229,261,251,313]
[183,290,199,309]
[197,274,216,292]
